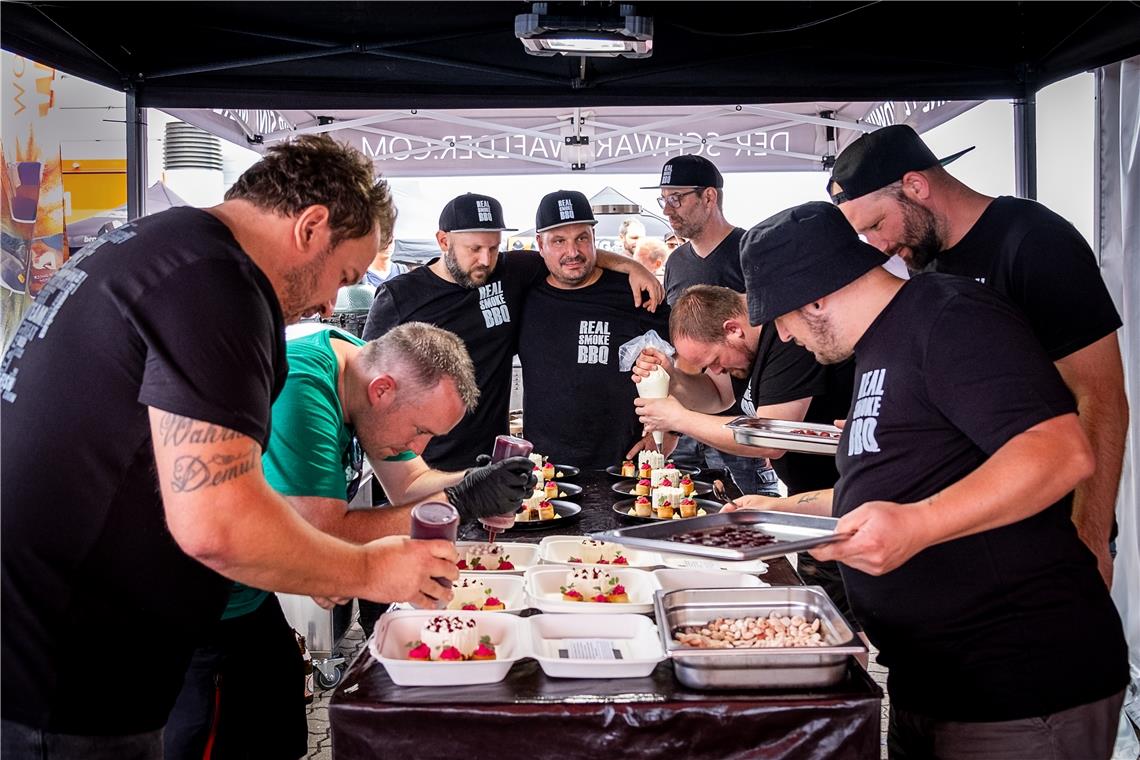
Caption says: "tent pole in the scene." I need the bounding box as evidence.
[126,88,148,221]
[1013,87,1037,200]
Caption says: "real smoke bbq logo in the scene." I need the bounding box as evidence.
[848,368,885,456]
[476,199,493,222]
[740,383,755,417]
[578,320,609,364]
[558,198,575,221]
[661,165,673,184]
[477,281,510,328]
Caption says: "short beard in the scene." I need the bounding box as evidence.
[798,307,851,365]
[444,243,490,289]
[281,244,333,323]
[552,255,595,287]
[894,189,944,272]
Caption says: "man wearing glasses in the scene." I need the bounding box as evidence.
[641,155,781,501]
[166,322,535,760]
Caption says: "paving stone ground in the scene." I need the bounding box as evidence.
[304,614,892,759]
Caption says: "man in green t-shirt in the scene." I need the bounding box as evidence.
[166,322,535,760]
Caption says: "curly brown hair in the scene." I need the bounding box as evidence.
[225,134,396,248]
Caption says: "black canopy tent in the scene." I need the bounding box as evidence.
[3,1,1139,215]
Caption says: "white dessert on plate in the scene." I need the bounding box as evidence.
[448,577,489,610]
[637,450,665,471]
[417,615,480,659]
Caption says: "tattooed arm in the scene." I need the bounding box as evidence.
[149,409,459,607]
[734,489,834,516]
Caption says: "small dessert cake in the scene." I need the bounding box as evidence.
[568,538,627,565]
[657,500,675,519]
[544,480,559,498]
[449,576,488,610]
[542,461,556,480]
[680,475,695,496]
[679,496,698,518]
[538,499,556,520]
[458,544,515,571]
[621,459,635,477]
[650,469,676,488]
[652,486,685,512]
[635,478,651,496]
[569,538,606,564]
[411,615,495,661]
[528,453,544,469]
[638,462,652,480]
[634,495,653,517]
[606,577,630,603]
[565,566,610,601]
[562,567,629,603]
[664,461,678,470]
[638,450,665,471]
[517,491,551,523]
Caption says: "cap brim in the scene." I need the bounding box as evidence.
[535,220,598,233]
[447,226,517,233]
[938,145,975,166]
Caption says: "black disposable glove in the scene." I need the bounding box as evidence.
[445,456,538,520]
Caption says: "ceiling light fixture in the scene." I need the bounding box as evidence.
[515,3,653,58]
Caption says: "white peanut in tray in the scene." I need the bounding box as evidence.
[674,613,825,649]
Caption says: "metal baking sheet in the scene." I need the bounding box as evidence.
[592,510,849,562]
[725,416,841,456]
[654,587,865,689]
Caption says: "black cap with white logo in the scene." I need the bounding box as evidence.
[827,125,975,204]
[438,193,516,233]
[641,154,724,189]
[535,190,597,233]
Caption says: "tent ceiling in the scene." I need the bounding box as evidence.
[3,2,1139,109]
[166,100,979,175]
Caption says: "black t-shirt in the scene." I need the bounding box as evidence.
[834,274,1127,721]
[518,269,670,469]
[0,207,288,733]
[740,326,854,495]
[934,196,1122,361]
[362,252,546,471]
[663,227,746,306]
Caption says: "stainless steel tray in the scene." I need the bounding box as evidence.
[654,587,865,689]
[725,416,841,456]
[593,510,848,562]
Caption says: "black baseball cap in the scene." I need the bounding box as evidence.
[742,202,888,326]
[827,125,974,204]
[641,154,724,189]
[438,193,516,233]
[535,190,598,233]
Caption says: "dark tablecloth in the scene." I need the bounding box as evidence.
[330,468,882,759]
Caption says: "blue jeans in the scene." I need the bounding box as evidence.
[1,719,162,760]
[671,435,780,497]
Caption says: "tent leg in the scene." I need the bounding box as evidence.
[126,88,148,221]
[1013,91,1037,200]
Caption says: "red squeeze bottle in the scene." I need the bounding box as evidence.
[409,501,459,607]
[486,435,534,543]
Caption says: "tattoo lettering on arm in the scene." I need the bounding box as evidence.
[797,492,821,505]
[157,414,243,447]
[172,447,259,492]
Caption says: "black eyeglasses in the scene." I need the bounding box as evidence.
[656,189,703,209]
[344,434,364,502]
